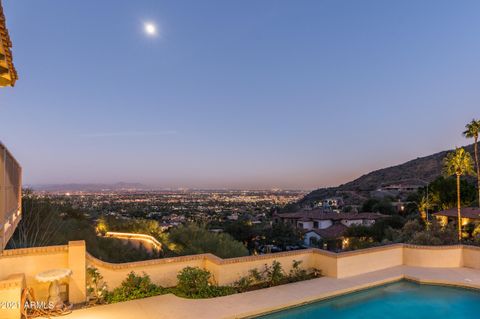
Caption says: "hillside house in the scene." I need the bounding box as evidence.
[433,207,480,228]
[274,209,386,250]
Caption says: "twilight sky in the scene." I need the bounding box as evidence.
[1,1,480,190]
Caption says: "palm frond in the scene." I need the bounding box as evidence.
[443,147,476,177]
[463,119,480,139]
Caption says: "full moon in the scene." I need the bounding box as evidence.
[144,23,157,36]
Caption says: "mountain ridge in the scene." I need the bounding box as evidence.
[301,143,478,205]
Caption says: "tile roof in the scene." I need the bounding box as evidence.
[0,1,17,87]
[433,207,480,220]
[305,224,348,239]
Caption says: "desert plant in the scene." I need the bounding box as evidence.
[234,260,320,292]
[105,272,163,303]
[86,266,108,304]
[175,267,211,297]
[288,260,308,281]
[265,260,285,286]
[175,267,235,298]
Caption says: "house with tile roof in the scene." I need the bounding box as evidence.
[274,209,386,250]
[433,207,480,228]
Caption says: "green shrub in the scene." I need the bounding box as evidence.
[288,260,308,282]
[105,262,322,303]
[105,272,163,303]
[168,224,249,258]
[86,266,108,304]
[174,267,235,298]
[265,260,285,286]
[234,260,321,292]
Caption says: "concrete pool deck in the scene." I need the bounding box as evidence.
[62,266,480,319]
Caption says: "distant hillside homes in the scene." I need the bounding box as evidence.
[274,209,386,251]
[301,143,479,206]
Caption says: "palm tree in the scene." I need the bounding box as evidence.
[417,192,438,223]
[443,148,476,241]
[463,119,480,206]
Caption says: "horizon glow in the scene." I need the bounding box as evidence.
[1,1,479,190]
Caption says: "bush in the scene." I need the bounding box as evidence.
[175,267,235,298]
[234,260,321,292]
[266,260,285,286]
[168,224,249,258]
[105,272,163,303]
[104,262,322,303]
[86,267,108,304]
[390,219,458,245]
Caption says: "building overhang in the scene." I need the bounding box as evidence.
[0,1,17,87]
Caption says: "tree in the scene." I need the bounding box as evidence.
[443,148,476,241]
[224,221,259,252]
[8,190,64,248]
[168,224,249,258]
[262,222,303,250]
[391,219,457,245]
[463,119,480,206]
[417,194,435,222]
[424,176,476,211]
[361,198,395,215]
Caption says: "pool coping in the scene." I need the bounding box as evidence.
[246,275,480,319]
[238,268,480,319]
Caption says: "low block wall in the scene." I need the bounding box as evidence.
[463,246,480,269]
[336,244,404,278]
[403,245,464,268]
[209,249,317,286]
[0,274,24,319]
[0,245,69,302]
[87,254,207,288]
[86,244,480,287]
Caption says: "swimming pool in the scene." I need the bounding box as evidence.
[256,281,480,319]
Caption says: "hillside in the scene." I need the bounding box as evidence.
[301,143,478,205]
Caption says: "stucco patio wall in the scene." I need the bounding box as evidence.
[205,249,317,286]
[0,241,86,305]
[87,244,479,287]
[463,245,480,269]
[0,274,24,319]
[87,253,207,288]
[403,245,464,267]
[335,244,404,278]
[0,244,68,303]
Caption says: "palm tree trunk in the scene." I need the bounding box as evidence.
[457,174,462,242]
[475,136,480,207]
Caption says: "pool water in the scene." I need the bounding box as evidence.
[256,281,480,319]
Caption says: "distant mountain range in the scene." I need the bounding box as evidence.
[28,182,151,192]
[28,143,478,198]
[301,143,478,206]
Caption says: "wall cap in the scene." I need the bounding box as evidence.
[0,245,68,257]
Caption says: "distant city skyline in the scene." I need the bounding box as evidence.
[1,1,480,189]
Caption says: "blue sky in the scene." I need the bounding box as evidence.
[1,1,479,189]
